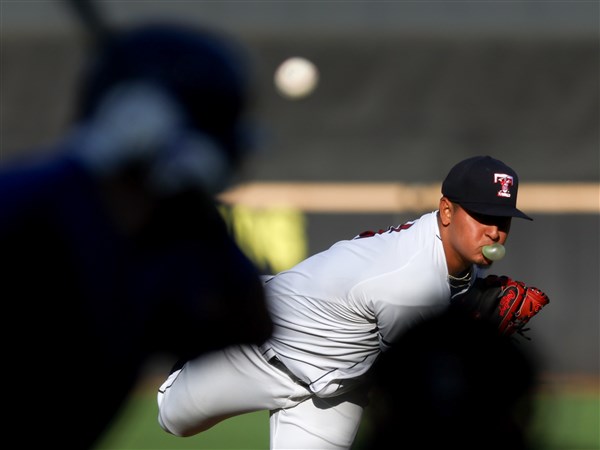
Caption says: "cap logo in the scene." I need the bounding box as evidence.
[494,173,513,198]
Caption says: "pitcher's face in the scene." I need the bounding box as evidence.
[440,197,512,269]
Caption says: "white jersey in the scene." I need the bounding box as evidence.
[263,210,477,396]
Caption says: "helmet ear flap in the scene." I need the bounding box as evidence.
[73,81,236,195]
[148,127,233,196]
[73,81,184,175]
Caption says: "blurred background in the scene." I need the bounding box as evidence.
[1,1,598,449]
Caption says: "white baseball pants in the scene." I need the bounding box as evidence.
[157,343,367,449]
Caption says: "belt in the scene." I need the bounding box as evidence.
[263,347,310,388]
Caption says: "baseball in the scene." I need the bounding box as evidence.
[274,57,319,99]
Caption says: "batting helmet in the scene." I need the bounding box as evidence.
[74,21,253,169]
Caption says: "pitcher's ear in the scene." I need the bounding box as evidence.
[439,197,454,225]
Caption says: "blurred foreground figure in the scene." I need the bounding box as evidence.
[0,22,272,449]
[362,310,538,450]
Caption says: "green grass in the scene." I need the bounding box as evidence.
[94,383,599,450]
[95,393,269,450]
[529,391,600,450]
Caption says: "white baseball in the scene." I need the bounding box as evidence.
[274,57,319,99]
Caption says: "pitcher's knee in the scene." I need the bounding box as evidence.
[156,369,193,436]
[157,398,202,437]
[157,407,181,436]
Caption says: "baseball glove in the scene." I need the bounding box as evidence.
[451,275,550,338]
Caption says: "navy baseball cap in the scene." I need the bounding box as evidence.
[442,156,532,220]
